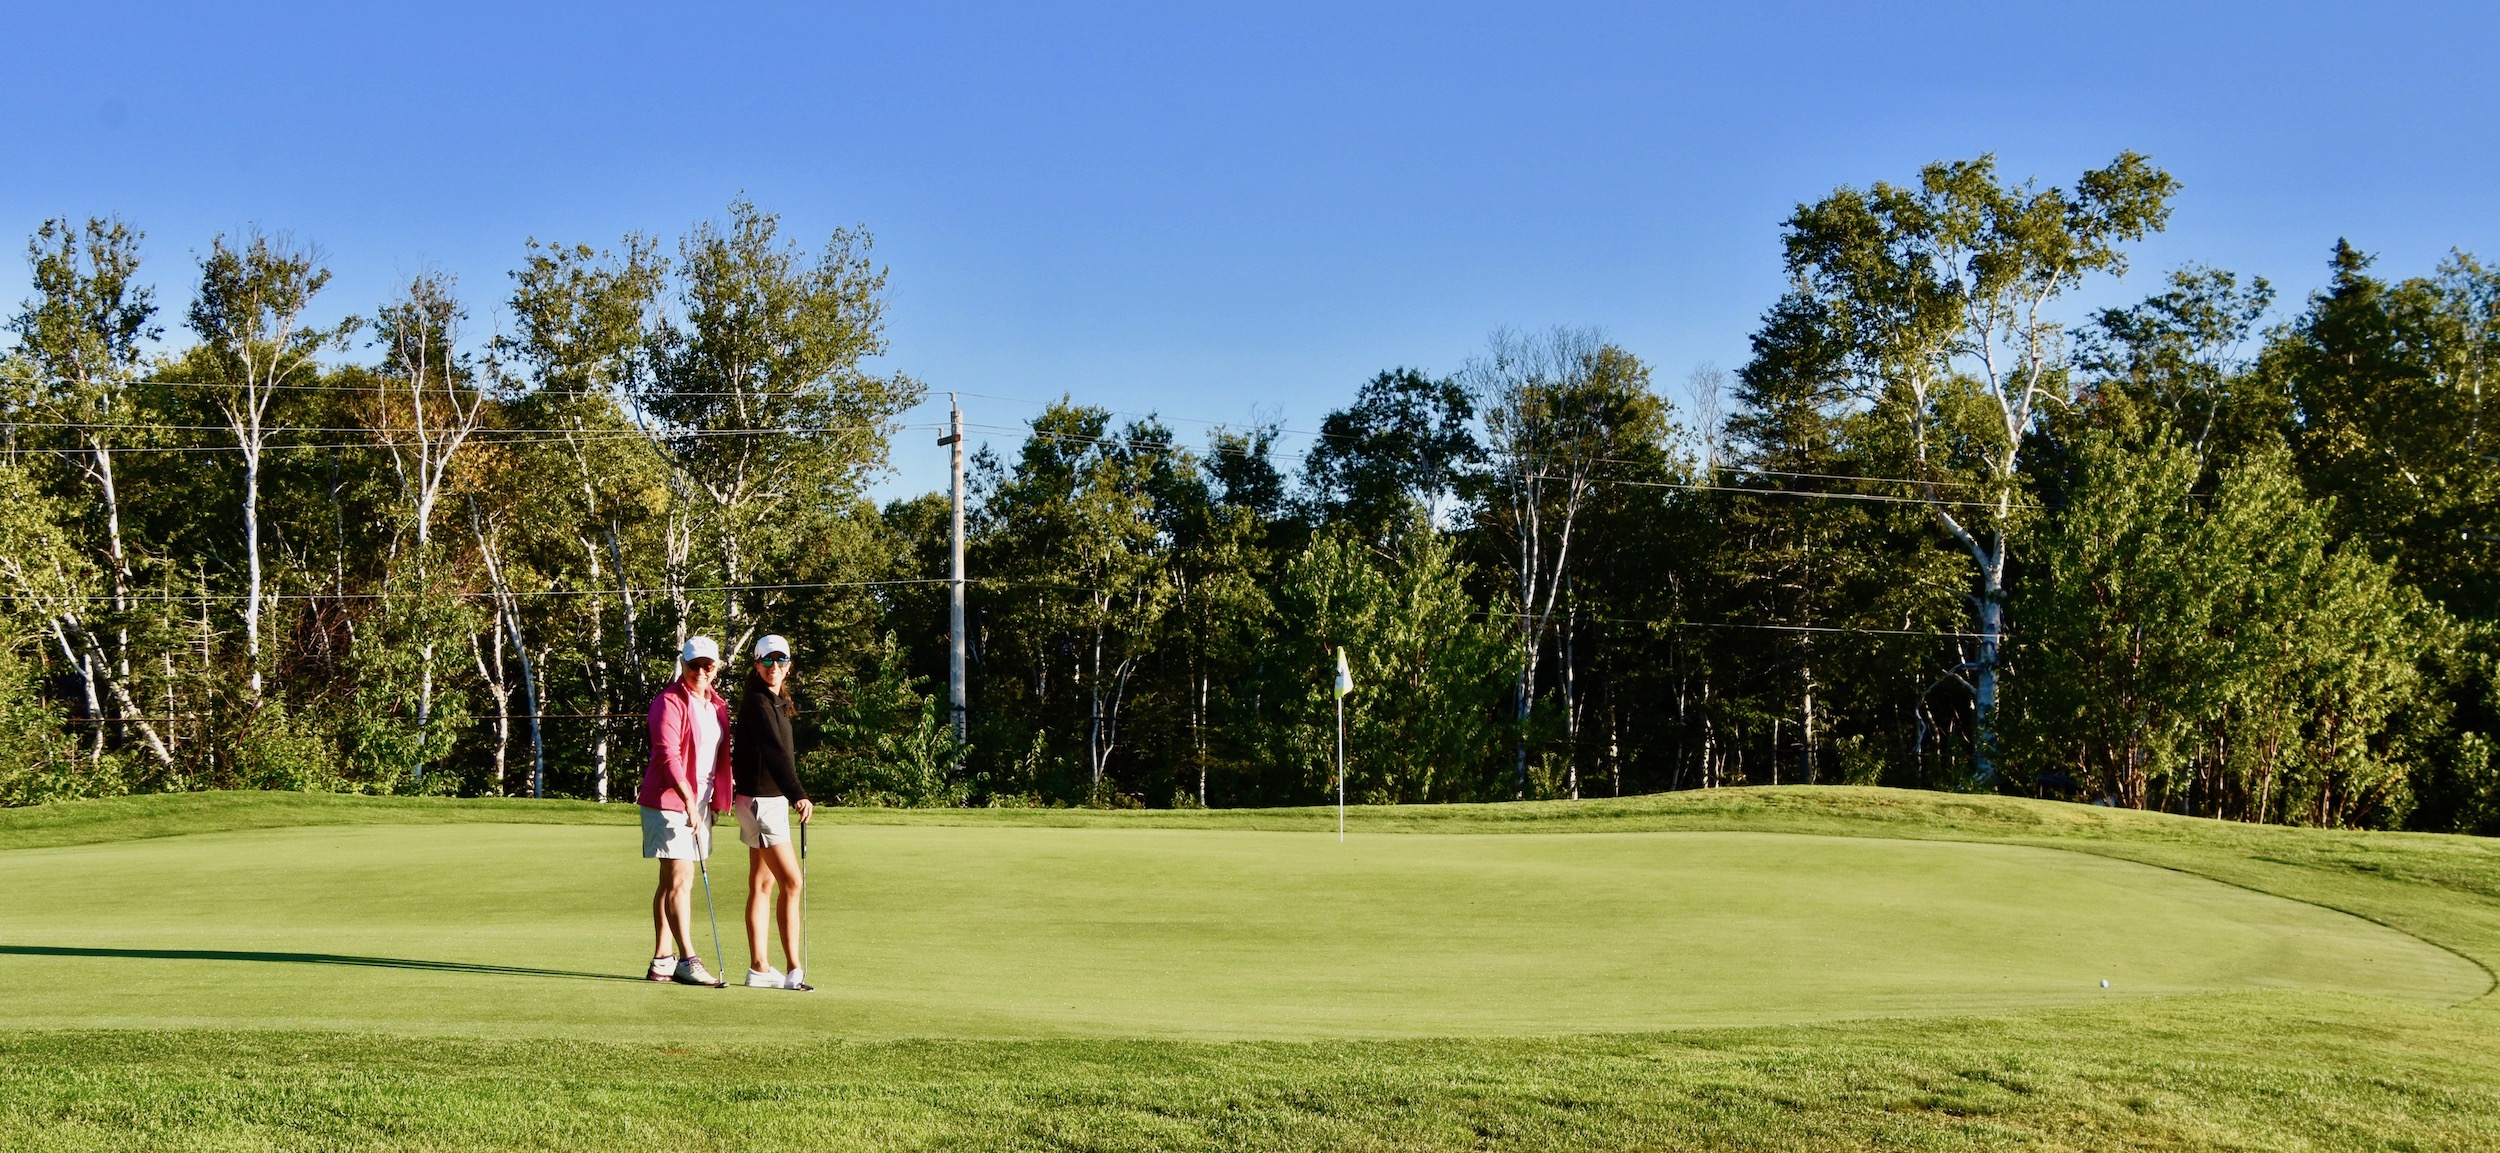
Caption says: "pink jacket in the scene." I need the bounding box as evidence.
[636,680,733,813]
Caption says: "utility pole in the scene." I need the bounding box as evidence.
[941,395,968,758]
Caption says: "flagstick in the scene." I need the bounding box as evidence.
[1332,646,1352,844]
[1336,689,1345,844]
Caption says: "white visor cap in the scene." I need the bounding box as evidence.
[754,634,793,660]
[680,635,722,665]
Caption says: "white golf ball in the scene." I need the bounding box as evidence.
[2100,979,2110,988]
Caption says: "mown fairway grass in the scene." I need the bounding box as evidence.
[4,787,2499,1149]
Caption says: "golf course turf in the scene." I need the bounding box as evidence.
[5,787,2500,1149]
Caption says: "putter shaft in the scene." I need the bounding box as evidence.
[696,817,725,986]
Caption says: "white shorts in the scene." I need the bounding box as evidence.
[736,796,792,849]
[640,806,712,860]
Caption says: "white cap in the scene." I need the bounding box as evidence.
[679,635,721,665]
[753,634,792,660]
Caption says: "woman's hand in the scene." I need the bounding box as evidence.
[794,798,814,825]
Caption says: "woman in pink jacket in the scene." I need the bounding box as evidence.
[637,635,735,986]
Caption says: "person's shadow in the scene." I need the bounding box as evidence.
[0,944,640,983]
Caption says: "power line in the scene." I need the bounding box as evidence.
[0,577,955,606]
[0,420,928,437]
[20,377,2006,502]
[1594,477,2007,510]
[0,423,944,456]
[25,577,1982,643]
[1468,606,1985,641]
[941,387,1999,490]
[49,376,900,401]
[976,421,2009,511]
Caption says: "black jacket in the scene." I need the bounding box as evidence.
[732,678,806,802]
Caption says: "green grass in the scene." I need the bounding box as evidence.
[5,786,2500,1149]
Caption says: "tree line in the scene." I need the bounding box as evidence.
[1,156,2492,831]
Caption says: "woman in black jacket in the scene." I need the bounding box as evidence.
[731,633,814,990]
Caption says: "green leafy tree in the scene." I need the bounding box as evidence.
[2270,243,2497,620]
[2016,429,2429,824]
[2073,265,2281,468]
[973,404,1175,802]
[2262,244,2499,830]
[1271,525,1510,803]
[0,460,117,788]
[1159,435,1279,806]
[501,235,675,798]
[1302,368,1479,543]
[0,646,91,805]
[807,633,970,807]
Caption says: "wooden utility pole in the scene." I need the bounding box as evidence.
[943,396,968,755]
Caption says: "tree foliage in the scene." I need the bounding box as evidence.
[0,174,2486,832]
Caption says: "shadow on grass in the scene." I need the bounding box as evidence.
[0,944,641,983]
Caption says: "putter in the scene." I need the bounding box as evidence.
[789,817,813,992]
[694,816,727,988]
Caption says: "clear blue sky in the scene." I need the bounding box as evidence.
[5,2,2495,499]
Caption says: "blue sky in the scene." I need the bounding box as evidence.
[4,2,2495,499]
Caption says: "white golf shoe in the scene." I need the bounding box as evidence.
[744,967,786,988]
[785,966,813,992]
[672,957,725,987]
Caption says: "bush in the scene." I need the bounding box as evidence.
[802,633,969,807]
[0,649,116,806]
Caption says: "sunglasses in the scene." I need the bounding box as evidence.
[757,655,791,666]
[686,659,717,672]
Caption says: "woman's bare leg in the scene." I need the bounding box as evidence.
[745,846,775,972]
[761,841,805,973]
[657,859,698,961]
[652,862,676,960]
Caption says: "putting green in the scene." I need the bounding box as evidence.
[0,822,2478,1040]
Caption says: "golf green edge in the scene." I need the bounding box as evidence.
[9,786,2500,1151]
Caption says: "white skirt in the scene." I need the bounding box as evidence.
[736,795,792,849]
[640,805,711,860]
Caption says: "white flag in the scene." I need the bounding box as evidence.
[1334,648,1354,698]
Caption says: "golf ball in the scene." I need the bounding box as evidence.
[2100,979,2110,988]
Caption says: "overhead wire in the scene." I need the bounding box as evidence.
[0,577,956,605]
[936,386,1999,489]
[968,420,2010,511]
[12,375,2007,507]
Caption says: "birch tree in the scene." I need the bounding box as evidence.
[1771,153,2177,781]
[1466,329,1669,796]
[0,461,105,792]
[187,232,353,699]
[633,200,919,655]
[503,237,671,798]
[368,272,488,773]
[469,496,544,796]
[2,216,174,767]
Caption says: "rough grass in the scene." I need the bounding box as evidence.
[8,997,2500,1151]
